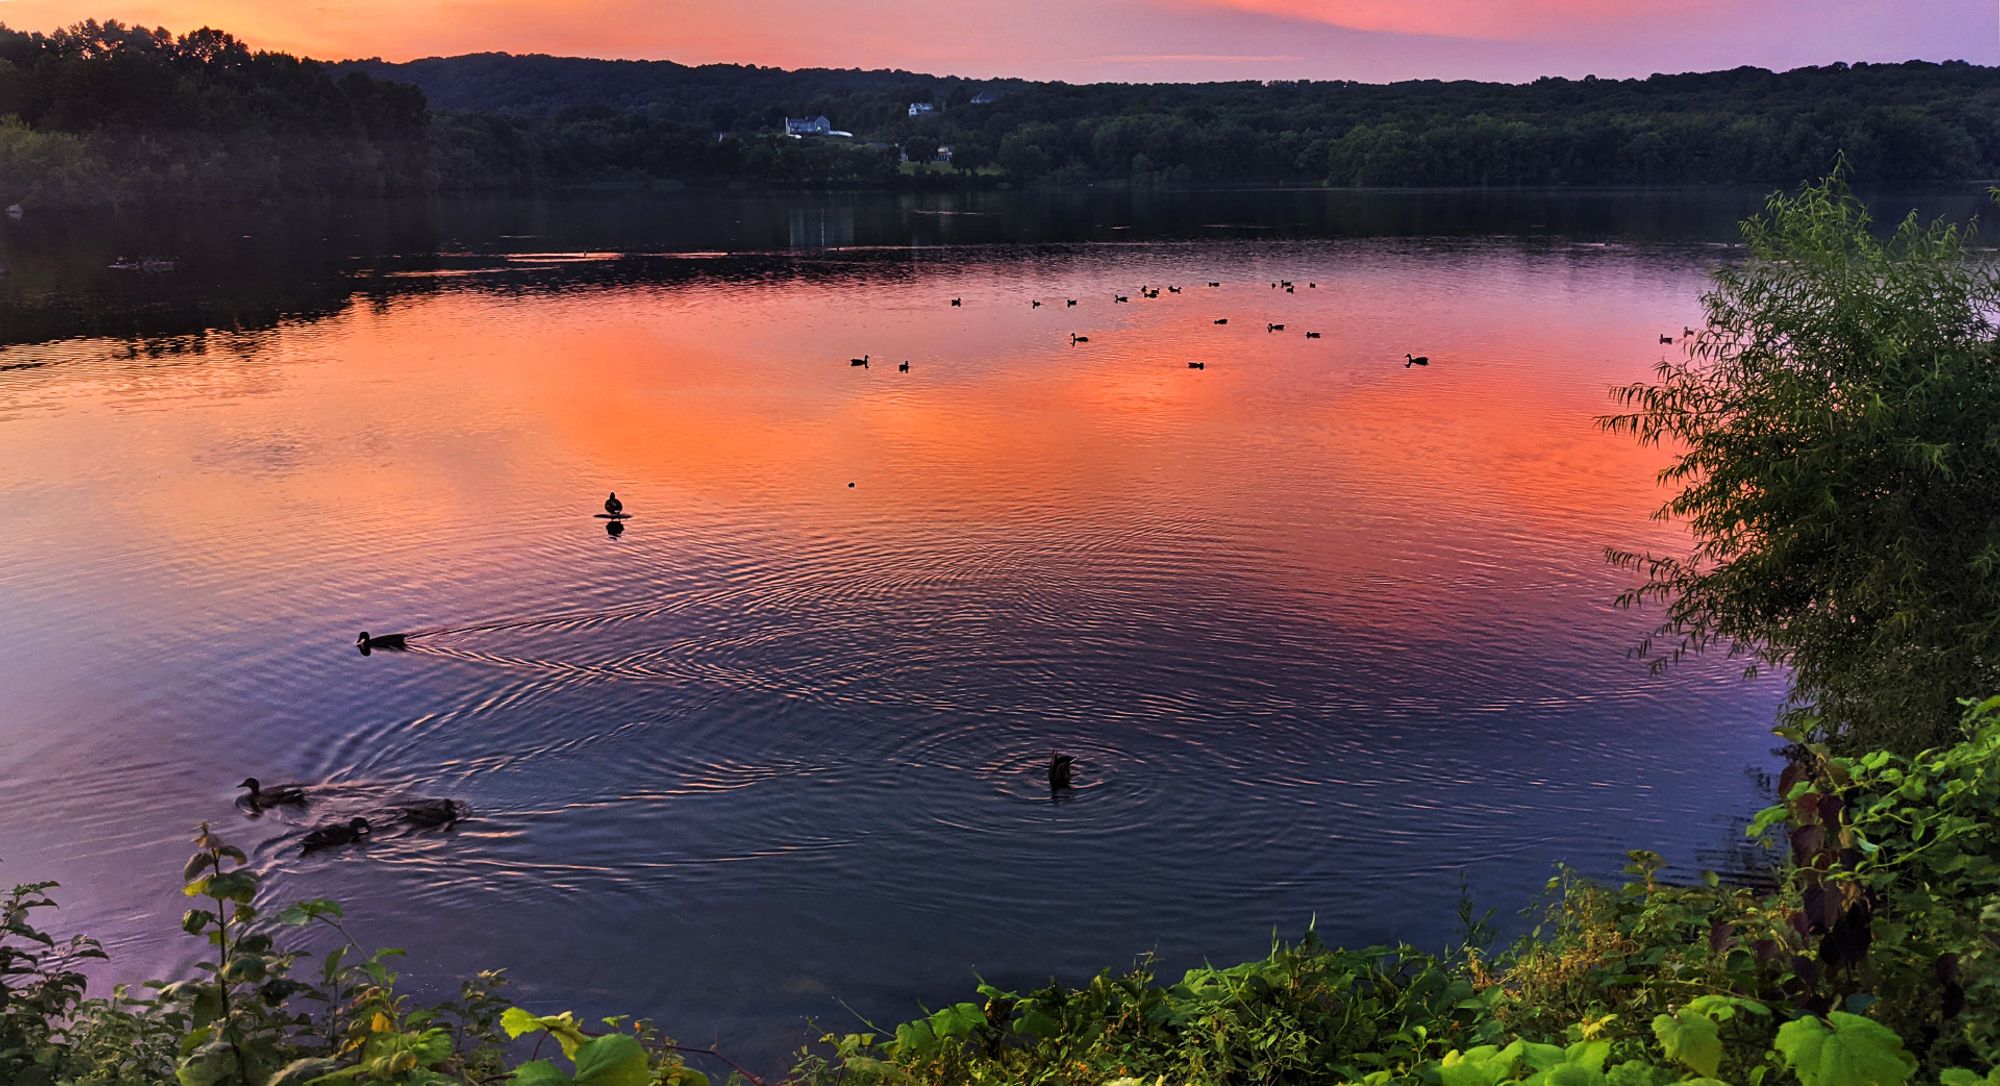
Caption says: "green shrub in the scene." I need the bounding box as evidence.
[1602,173,2000,753]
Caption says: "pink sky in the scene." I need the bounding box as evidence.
[0,0,1993,82]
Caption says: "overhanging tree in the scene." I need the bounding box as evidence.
[1604,171,2000,752]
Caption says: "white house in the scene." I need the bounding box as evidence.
[783,115,833,137]
[908,102,936,117]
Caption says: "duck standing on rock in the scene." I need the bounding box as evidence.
[238,777,307,810]
[301,817,371,853]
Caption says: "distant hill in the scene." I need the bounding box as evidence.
[5,21,1998,207]
[345,53,2000,186]
[341,53,1022,132]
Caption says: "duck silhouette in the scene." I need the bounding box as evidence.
[1049,753,1075,791]
[397,799,461,829]
[1405,354,1430,367]
[238,777,307,810]
[357,632,408,654]
[301,817,370,854]
[604,491,624,517]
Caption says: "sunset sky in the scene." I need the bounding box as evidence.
[0,0,1994,82]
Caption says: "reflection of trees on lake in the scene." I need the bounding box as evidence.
[788,207,856,249]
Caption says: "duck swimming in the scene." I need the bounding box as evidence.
[301,817,370,853]
[397,799,461,829]
[238,777,307,810]
[1049,753,1075,791]
[604,491,624,517]
[357,632,408,654]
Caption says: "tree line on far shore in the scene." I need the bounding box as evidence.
[4,18,2000,206]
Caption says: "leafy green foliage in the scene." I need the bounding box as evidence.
[1602,173,2000,753]
[1772,1014,1915,1086]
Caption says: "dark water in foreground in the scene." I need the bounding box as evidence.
[3,186,1975,1072]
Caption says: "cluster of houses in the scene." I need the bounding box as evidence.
[779,88,1001,144]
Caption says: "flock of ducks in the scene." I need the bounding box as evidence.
[847,283,1435,373]
[237,777,462,855]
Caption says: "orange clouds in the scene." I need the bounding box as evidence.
[1196,0,1739,42]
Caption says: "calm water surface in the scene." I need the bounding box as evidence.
[8,187,1975,1071]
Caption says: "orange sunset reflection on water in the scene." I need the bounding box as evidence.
[0,230,1782,1063]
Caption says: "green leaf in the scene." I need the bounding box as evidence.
[1439,1047,1515,1086]
[175,1040,237,1086]
[510,1060,573,1086]
[1012,1009,1061,1039]
[570,1034,650,1086]
[927,1001,984,1039]
[1773,1013,1916,1086]
[893,1019,936,1057]
[1654,1009,1724,1077]
[500,1008,588,1059]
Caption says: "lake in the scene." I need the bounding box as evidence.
[0,186,1978,1073]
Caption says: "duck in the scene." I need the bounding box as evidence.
[1213,318,1229,325]
[1168,286,1181,294]
[898,360,910,372]
[1206,281,1220,288]
[1031,300,1042,308]
[1405,354,1430,367]
[357,632,408,653]
[1267,323,1285,332]
[604,491,624,517]
[397,799,461,829]
[1659,334,1673,345]
[950,298,962,307]
[301,817,371,853]
[850,355,870,368]
[1684,326,1695,337]
[1071,333,1089,345]
[238,777,307,810]
[1188,361,1206,369]
[1048,753,1074,791]
[1305,331,1322,339]
[1066,298,1078,307]
[1113,294,1129,303]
